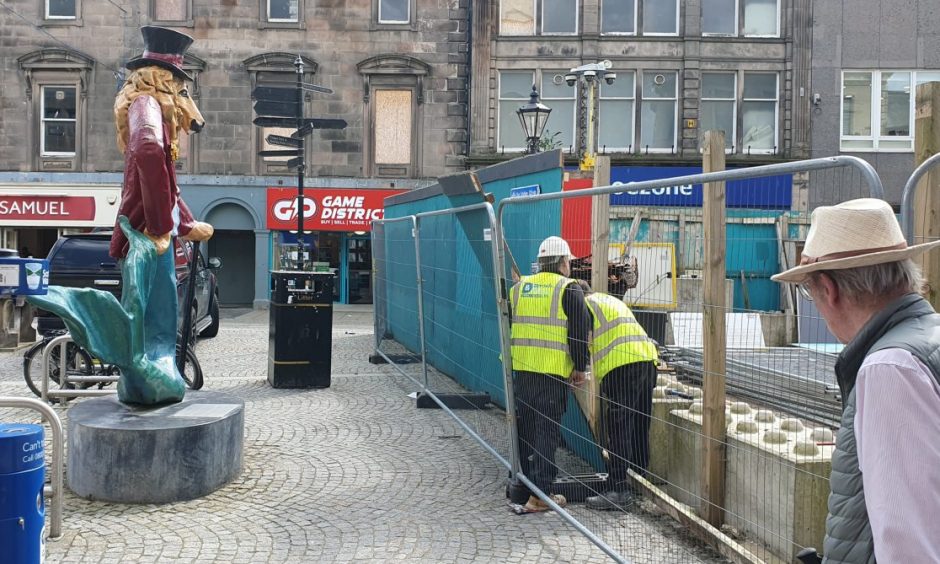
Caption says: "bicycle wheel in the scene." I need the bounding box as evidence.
[179,347,204,390]
[23,340,93,401]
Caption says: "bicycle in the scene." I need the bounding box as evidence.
[24,330,203,400]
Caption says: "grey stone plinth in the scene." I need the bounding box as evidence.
[67,391,244,504]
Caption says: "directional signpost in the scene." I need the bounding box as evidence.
[251,55,347,270]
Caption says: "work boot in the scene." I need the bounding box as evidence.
[585,490,634,510]
[523,494,567,512]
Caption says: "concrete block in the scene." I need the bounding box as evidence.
[648,378,694,485]
[676,276,734,312]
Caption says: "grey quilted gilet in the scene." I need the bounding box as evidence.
[822,294,940,563]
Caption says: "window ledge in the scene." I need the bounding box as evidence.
[372,22,416,31]
[258,20,306,30]
[41,18,83,27]
[152,19,195,27]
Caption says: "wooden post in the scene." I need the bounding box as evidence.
[914,82,940,310]
[591,156,611,293]
[701,131,727,527]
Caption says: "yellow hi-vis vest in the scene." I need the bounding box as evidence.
[585,292,658,381]
[509,272,575,378]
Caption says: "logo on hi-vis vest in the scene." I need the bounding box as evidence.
[521,282,550,298]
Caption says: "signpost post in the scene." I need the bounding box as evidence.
[252,54,348,390]
[251,55,348,270]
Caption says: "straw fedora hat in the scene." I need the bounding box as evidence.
[772,198,940,284]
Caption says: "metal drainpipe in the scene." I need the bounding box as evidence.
[465,0,473,158]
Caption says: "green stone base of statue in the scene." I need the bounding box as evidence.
[28,216,186,405]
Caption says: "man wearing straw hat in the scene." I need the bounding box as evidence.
[772,198,940,563]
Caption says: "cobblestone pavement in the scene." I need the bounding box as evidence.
[0,307,725,563]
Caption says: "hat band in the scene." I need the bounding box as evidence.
[142,51,184,68]
[800,241,908,265]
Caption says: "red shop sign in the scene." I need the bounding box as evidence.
[0,196,96,221]
[266,187,404,232]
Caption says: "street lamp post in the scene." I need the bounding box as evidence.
[565,61,616,170]
[516,85,552,154]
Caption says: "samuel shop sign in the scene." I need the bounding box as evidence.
[0,195,96,221]
[266,188,404,232]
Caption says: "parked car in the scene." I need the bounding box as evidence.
[35,231,222,339]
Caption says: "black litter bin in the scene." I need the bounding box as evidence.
[268,270,333,388]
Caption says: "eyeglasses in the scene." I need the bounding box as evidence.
[797,283,813,302]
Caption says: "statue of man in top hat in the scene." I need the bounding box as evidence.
[28,26,214,405]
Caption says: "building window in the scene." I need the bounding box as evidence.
[601,0,635,34]
[741,72,778,153]
[152,0,192,24]
[497,71,532,150]
[500,0,578,35]
[640,71,678,152]
[268,0,298,21]
[260,0,304,28]
[378,0,409,23]
[541,72,576,149]
[642,0,678,35]
[598,71,635,151]
[19,48,94,172]
[700,72,736,151]
[742,0,777,36]
[543,0,578,34]
[373,90,414,168]
[702,0,778,37]
[357,54,428,177]
[46,0,76,19]
[40,86,77,156]
[244,53,318,174]
[839,70,939,152]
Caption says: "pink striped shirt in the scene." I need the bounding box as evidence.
[855,348,940,563]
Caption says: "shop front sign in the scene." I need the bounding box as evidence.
[266,188,405,232]
[0,196,95,221]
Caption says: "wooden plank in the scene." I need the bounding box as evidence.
[701,130,728,527]
[914,82,940,311]
[591,156,611,293]
[628,470,767,564]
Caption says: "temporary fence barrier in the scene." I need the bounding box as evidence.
[374,151,886,563]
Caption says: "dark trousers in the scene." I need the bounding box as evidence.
[600,361,657,490]
[513,371,569,494]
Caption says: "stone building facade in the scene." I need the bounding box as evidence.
[0,0,468,306]
[469,0,813,167]
[810,0,940,203]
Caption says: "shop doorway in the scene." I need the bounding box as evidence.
[345,236,372,304]
[205,203,257,307]
[209,230,255,306]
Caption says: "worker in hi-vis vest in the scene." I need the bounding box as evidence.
[508,236,591,513]
[577,280,659,511]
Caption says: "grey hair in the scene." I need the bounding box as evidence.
[538,255,565,274]
[812,259,925,303]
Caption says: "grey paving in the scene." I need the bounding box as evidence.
[0,307,725,563]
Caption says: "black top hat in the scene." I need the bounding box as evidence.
[126,26,194,81]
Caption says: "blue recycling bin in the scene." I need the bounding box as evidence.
[0,423,46,564]
[0,257,49,297]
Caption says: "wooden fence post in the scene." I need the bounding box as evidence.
[914,82,940,310]
[591,156,611,293]
[701,130,727,527]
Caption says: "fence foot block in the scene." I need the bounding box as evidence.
[368,354,388,364]
[416,391,490,410]
[550,473,610,503]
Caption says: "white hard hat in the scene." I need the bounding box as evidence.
[537,236,574,259]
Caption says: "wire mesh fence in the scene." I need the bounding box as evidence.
[374,153,893,563]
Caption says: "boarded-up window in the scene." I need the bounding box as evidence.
[374,90,412,165]
[154,0,187,20]
[262,127,296,161]
[500,0,534,35]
